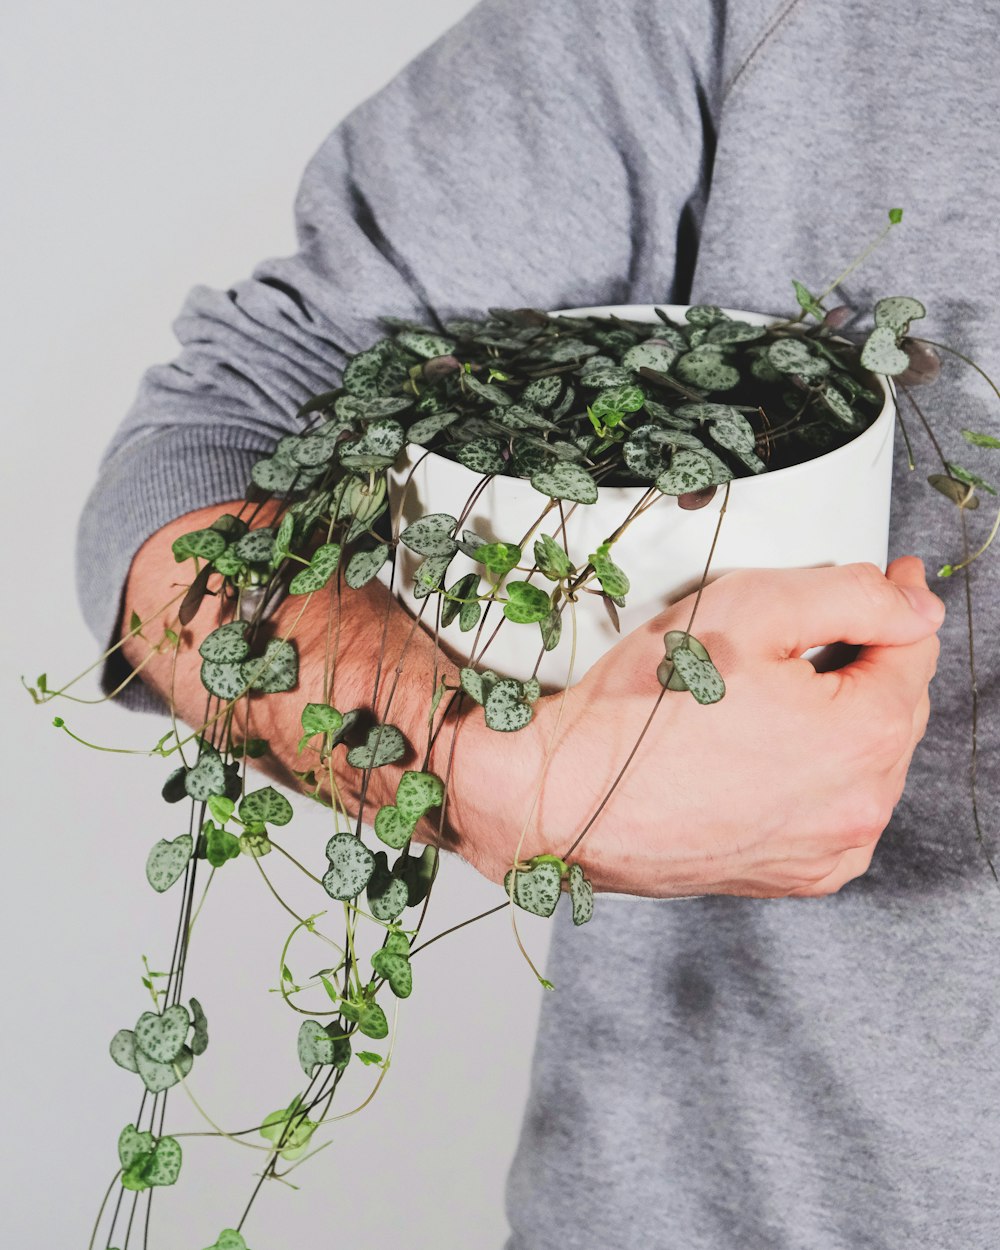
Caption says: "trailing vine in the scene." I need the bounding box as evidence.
[26,210,1000,1247]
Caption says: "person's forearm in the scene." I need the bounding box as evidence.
[118,499,544,882]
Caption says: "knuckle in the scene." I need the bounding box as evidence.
[847,561,892,611]
[839,791,892,846]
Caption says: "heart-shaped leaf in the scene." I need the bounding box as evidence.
[709,416,765,472]
[189,997,209,1056]
[374,804,414,850]
[456,437,506,474]
[184,748,227,801]
[504,581,551,624]
[621,341,681,373]
[118,1124,155,1169]
[874,296,925,334]
[669,645,726,705]
[484,679,533,732]
[766,337,830,381]
[522,375,562,408]
[251,456,300,495]
[204,822,241,867]
[135,1005,190,1064]
[371,948,413,998]
[233,527,277,566]
[860,325,910,376]
[289,543,341,594]
[656,450,715,495]
[705,320,766,345]
[396,330,456,358]
[366,852,410,922]
[144,1136,182,1187]
[323,832,376,901]
[675,349,740,391]
[203,1229,249,1250]
[260,1095,318,1160]
[441,572,479,628]
[399,513,459,557]
[298,1019,337,1077]
[503,861,563,918]
[412,552,454,600]
[345,544,390,589]
[145,834,193,893]
[657,630,712,691]
[395,771,445,824]
[199,622,250,663]
[172,528,227,563]
[343,341,393,398]
[243,638,298,693]
[339,419,404,469]
[300,702,343,740]
[200,659,248,701]
[818,384,862,429]
[110,1029,139,1073]
[406,410,460,444]
[135,1043,193,1094]
[356,999,389,1040]
[568,863,595,926]
[401,844,439,908]
[238,786,293,827]
[347,724,406,769]
[530,462,598,504]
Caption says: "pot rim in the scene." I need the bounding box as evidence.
[548,303,895,493]
[400,302,895,498]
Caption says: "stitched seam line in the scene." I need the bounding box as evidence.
[722,0,805,105]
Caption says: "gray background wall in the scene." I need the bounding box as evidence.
[1,4,557,1246]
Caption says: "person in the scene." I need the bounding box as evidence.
[75,0,1000,1244]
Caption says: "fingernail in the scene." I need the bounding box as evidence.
[901,585,946,625]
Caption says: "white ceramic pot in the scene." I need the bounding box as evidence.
[381,304,895,686]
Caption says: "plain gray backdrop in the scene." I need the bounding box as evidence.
[1,3,559,1246]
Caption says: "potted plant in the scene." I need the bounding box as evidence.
[27,210,1000,1248]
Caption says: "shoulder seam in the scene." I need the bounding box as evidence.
[722,0,805,105]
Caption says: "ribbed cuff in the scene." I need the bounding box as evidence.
[75,423,271,714]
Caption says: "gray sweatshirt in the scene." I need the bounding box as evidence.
[76,1,1000,1245]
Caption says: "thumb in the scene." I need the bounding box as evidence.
[730,559,945,657]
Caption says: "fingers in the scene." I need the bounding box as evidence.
[712,559,945,658]
[829,563,943,719]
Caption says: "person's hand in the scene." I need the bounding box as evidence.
[459,557,944,899]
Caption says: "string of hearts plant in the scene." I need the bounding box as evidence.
[26,210,1000,1250]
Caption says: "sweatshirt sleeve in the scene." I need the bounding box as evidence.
[76,0,724,712]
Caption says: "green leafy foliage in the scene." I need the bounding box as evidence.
[400,513,458,557]
[145,834,193,893]
[568,863,595,925]
[289,543,342,594]
[260,1095,318,1160]
[346,723,406,769]
[239,786,293,827]
[533,534,572,580]
[322,832,376,901]
[172,529,227,563]
[504,581,551,623]
[345,544,389,588]
[477,541,521,578]
[203,1232,249,1250]
[204,822,241,868]
[243,638,298,694]
[503,860,563,917]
